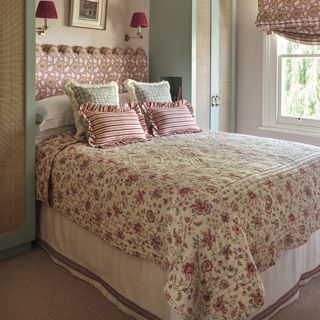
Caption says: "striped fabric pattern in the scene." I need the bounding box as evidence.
[149,107,202,136]
[81,102,151,138]
[64,80,120,140]
[79,103,147,148]
[141,100,201,136]
[129,103,152,139]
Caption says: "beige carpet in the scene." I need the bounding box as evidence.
[0,244,320,320]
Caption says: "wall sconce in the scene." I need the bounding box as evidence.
[35,0,58,35]
[125,12,149,41]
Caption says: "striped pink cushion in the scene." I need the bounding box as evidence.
[149,107,202,136]
[141,100,201,136]
[79,103,148,148]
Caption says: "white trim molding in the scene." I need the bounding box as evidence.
[261,33,320,136]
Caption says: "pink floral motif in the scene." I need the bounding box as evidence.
[36,131,320,320]
[246,263,257,279]
[146,210,155,223]
[182,262,196,280]
[215,296,227,314]
[35,45,148,101]
[191,200,212,215]
[179,187,193,197]
[201,260,213,273]
[256,0,320,44]
[201,229,215,250]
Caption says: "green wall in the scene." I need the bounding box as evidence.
[149,0,196,102]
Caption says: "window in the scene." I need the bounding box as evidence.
[262,34,320,135]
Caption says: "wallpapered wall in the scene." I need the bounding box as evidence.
[35,0,149,52]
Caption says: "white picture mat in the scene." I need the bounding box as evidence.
[70,0,107,30]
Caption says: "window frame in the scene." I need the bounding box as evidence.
[262,33,320,135]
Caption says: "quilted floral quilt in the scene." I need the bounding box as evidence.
[36,131,320,320]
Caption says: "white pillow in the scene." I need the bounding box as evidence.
[36,95,74,131]
[35,125,75,145]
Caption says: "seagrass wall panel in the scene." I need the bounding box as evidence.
[196,0,232,132]
[219,0,232,132]
[196,0,211,130]
[0,0,25,235]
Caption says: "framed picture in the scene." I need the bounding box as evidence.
[70,0,107,30]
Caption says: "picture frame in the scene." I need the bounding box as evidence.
[70,0,107,30]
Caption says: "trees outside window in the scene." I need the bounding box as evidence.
[263,35,320,134]
[278,37,320,121]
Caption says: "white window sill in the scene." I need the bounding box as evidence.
[259,126,320,138]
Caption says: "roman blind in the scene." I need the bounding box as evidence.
[256,0,320,44]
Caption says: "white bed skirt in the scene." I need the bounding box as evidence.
[37,203,320,320]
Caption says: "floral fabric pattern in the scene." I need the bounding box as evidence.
[36,132,320,320]
[35,45,148,101]
[256,0,320,44]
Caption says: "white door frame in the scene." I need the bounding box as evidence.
[210,0,237,132]
[210,0,220,131]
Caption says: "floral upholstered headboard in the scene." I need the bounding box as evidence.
[35,44,148,101]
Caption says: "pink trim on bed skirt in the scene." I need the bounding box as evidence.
[36,237,320,320]
[251,265,320,320]
[36,237,160,320]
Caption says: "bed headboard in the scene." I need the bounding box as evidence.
[35,44,148,101]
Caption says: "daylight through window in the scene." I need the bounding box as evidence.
[263,35,320,134]
[278,37,320,123]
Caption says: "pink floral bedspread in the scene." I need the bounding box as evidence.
[36,132,320,320]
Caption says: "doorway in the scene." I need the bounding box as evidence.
[196,0,236,132]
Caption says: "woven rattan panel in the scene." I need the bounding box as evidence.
[0,0,25,235]
[219,0,232,132]
[196,0,211,130]
[196,0,232,132]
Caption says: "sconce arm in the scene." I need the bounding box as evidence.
[125,32,144,42]
[36,18,49,35]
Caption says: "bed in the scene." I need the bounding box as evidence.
[35,44,320,320]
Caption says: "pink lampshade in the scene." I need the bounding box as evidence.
[36,1,58,19]
[130,12,148,28]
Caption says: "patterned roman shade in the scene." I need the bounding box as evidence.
[256,0,320,44]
